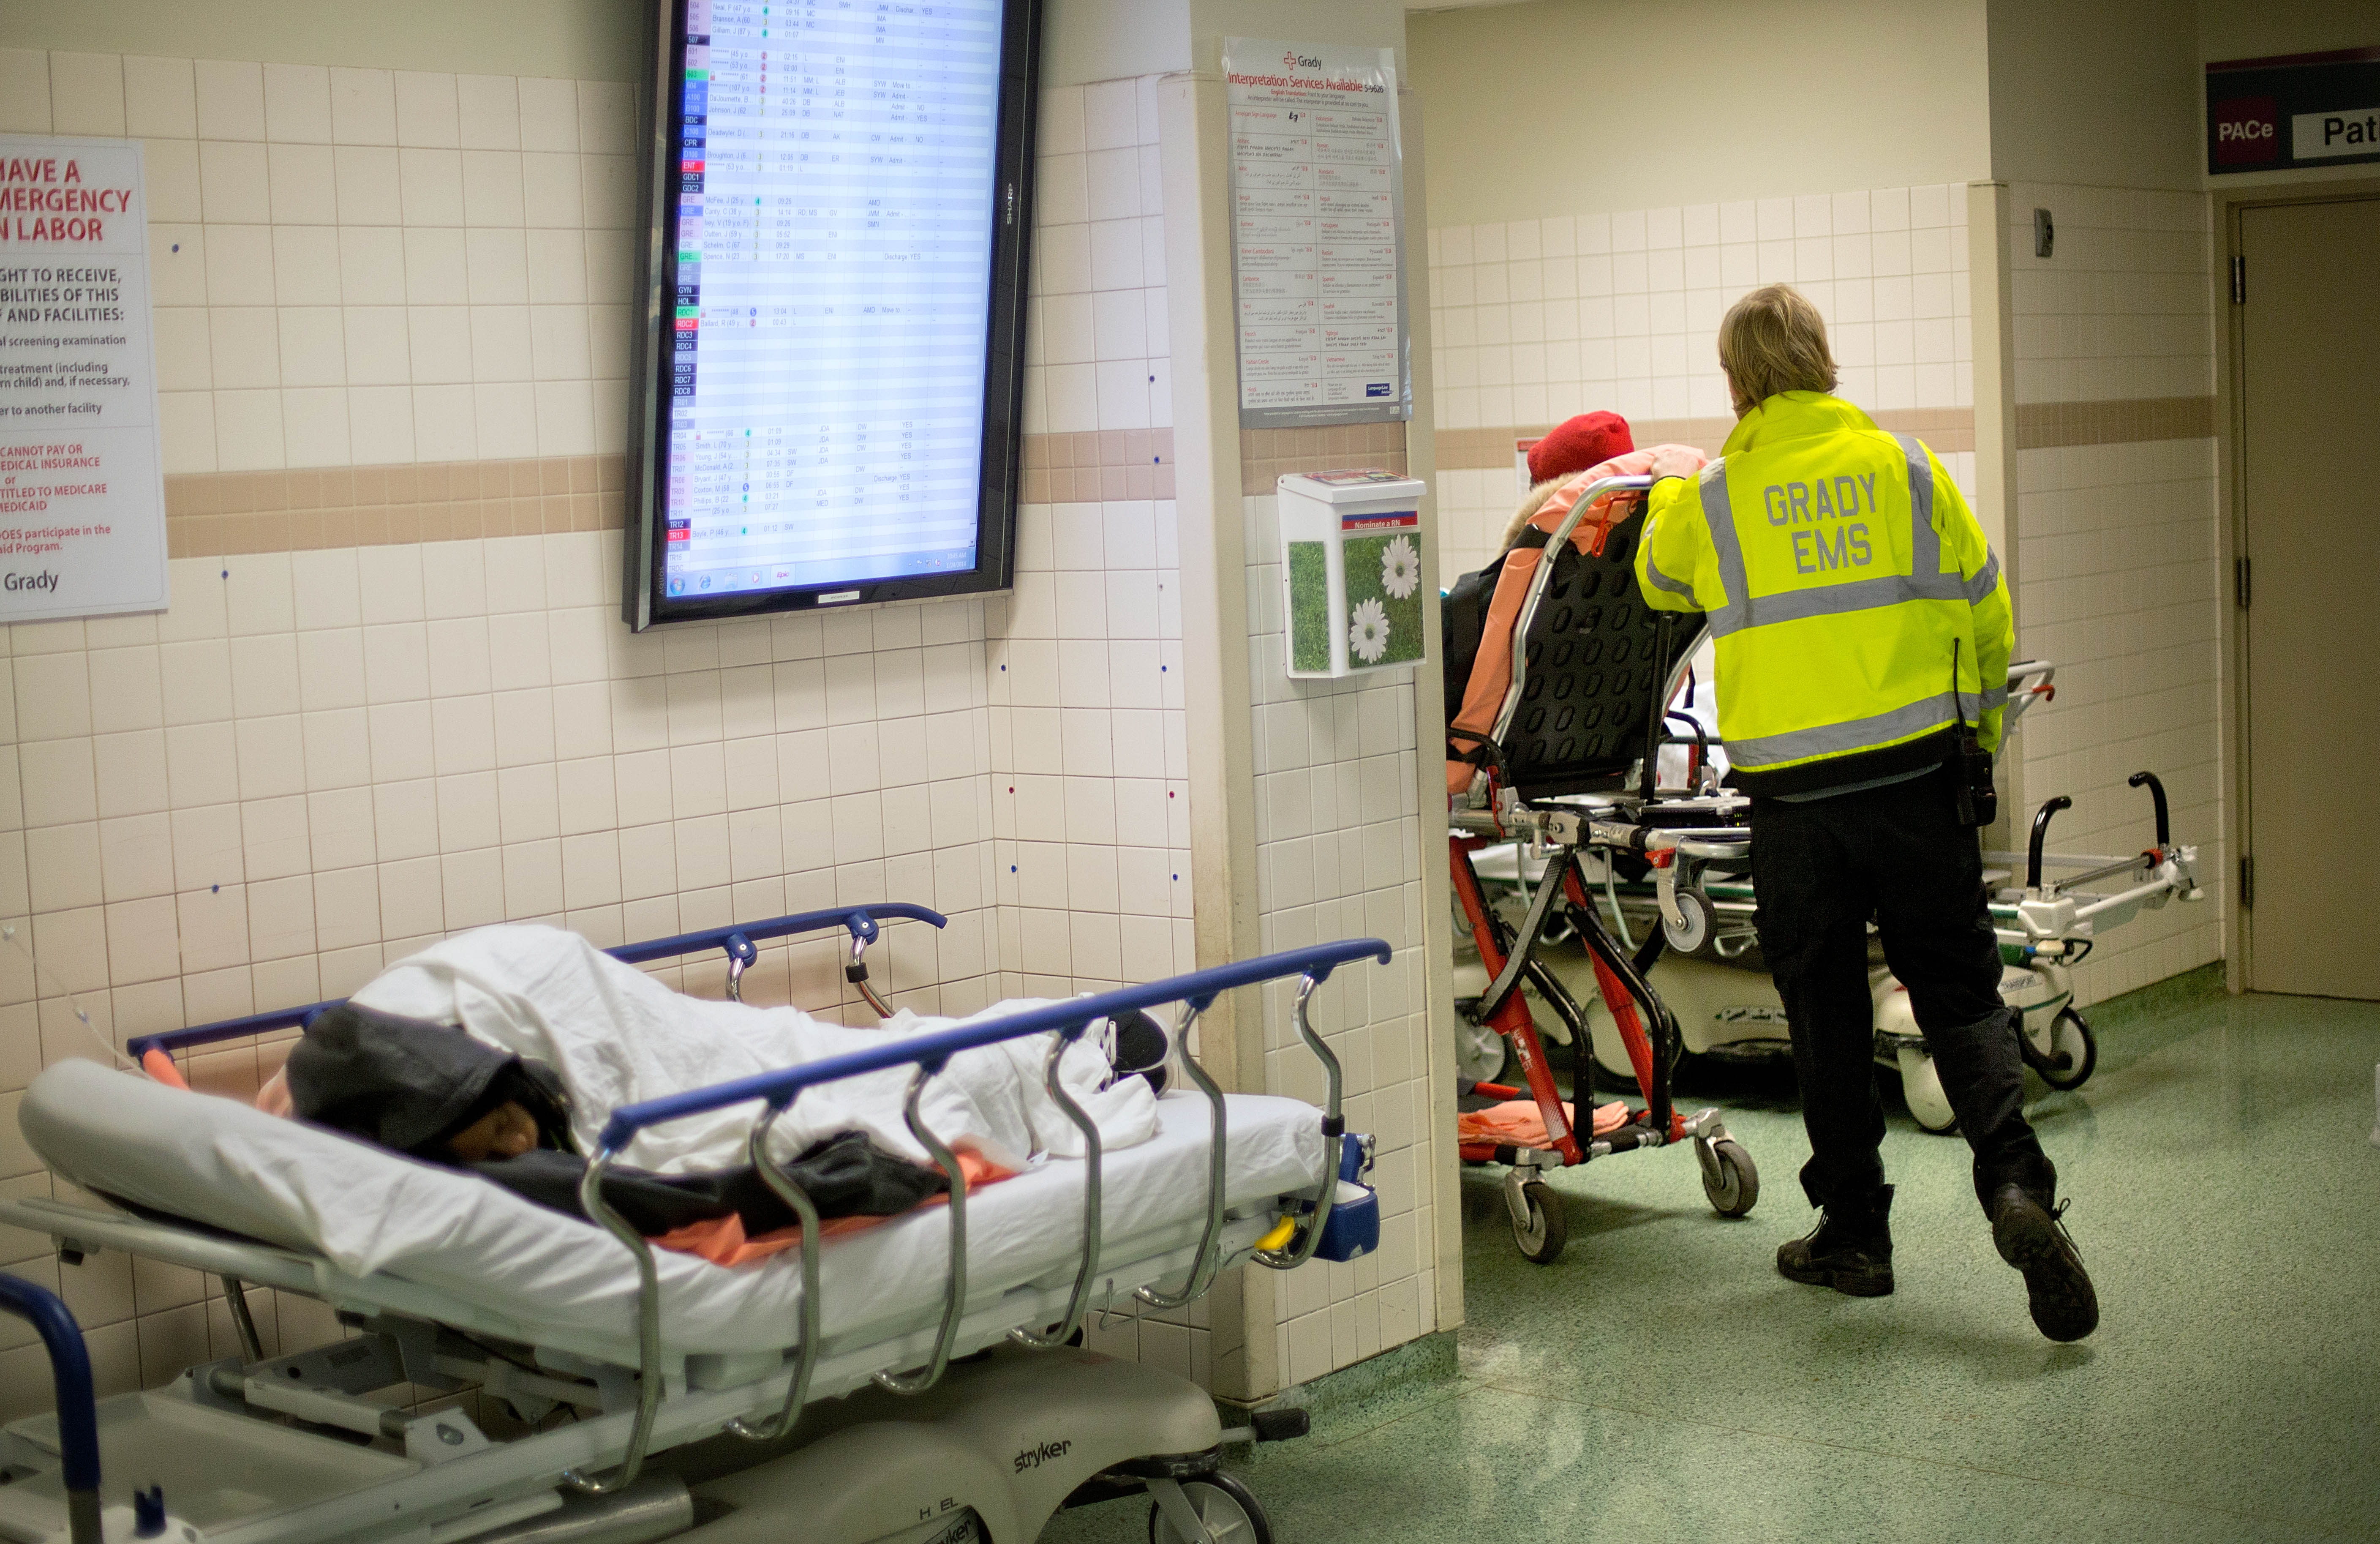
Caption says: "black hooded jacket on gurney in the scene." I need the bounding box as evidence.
[285,1001,949,1240]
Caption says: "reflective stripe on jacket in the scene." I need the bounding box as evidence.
[1633,391,2012,796]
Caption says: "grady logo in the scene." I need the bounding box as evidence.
[3,570,59,594]
[1282,51,1321,69]
[1013,1438,1073,1473]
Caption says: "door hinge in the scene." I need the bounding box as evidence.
[2230,254,2245,305]
[2238,854,2253,908]
[2235,555,2250,609]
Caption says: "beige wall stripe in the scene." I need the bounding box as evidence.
[2013,396,2216,450]
[157,432,1187,559]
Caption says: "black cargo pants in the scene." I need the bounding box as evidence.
[1749,768,2055,1216]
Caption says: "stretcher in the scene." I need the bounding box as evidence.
[1454,664,2204,1133]
[0,905,1387,1544]
[1444,474,1763,1265]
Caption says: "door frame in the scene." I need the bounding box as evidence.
[2216,178,2380,994]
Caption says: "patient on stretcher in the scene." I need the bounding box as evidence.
[259,923,1173,1263]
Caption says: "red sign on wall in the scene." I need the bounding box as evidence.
[2211,95,2281,165]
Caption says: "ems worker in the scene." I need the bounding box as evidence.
[1634,284,2097,1342]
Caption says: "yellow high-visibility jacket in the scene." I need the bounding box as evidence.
[1634,391,2012,797]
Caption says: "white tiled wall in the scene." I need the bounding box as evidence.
[2004,184,2222,1001]
[0,59,1265,1411]
[1239,492,1434,1389]
[988,75,1212,1383]
[2006,183,2212,406]
[1426,184,1976,576]
[993,77,1192,1002]
[1014,79,1176,445]
[0,540,1005,1413]
[0,48,639,475]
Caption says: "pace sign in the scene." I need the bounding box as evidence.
[2207,46,2380,174]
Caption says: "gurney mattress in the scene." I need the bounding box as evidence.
[21,1058,1325,1356]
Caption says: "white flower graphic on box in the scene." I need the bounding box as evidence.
[1348,597,1391,663]
[1380,534,1419,599]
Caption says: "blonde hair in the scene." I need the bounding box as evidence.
[1717,284,1838,412]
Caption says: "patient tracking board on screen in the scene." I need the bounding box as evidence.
[630,0,1034,626]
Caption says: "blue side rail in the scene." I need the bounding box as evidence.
[126,903,948,1067]
[0,1274,101,1544]
[600,937,1391,1149]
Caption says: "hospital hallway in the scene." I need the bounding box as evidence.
[1041,971,2380,1543]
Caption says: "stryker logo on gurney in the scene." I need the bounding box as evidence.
[1763,476,1876,574]
[1014,1437,1074,1471]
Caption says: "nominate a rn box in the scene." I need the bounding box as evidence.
[1278,469,1429,679]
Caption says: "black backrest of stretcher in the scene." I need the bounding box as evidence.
[1501,517,1705,803]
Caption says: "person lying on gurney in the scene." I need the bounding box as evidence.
[261,923,1172,1263]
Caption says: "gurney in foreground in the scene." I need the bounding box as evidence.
[0,908,1388,1544]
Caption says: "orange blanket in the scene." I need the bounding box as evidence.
[642,1151,1014,1266]
[1456,1098,1631,1151]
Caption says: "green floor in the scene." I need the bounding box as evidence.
[1044,977,2380,1542]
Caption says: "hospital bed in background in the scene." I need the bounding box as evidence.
[0,906,1387,1544]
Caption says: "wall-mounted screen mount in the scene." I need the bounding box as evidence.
[625,0,1040,629]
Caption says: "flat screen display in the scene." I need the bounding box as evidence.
[625,0,1038,628]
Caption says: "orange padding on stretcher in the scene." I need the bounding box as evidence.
[139,1048,190,1090]
[1455,1099,1629,1151]
[651,1150,1016,1267]
[1447,448,1709,800]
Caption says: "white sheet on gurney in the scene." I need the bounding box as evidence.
[22,1058,1324,1355]
[349,924,1155,1172]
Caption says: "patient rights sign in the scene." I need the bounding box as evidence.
[0,136,167,622]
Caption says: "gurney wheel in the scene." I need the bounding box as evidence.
[1149,1472,1272,1544]
[1895,1048,1960,1135]
[1454,1012,1517,1083]
[1511,1181,1567,1264]
[1702,1139,1759,1217]
[2037,1007,2097,1091]
[1663,888,1714,954]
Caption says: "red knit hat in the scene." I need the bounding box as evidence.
[1527,411,1634,486]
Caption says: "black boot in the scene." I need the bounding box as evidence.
[1989,1183,2098,1341]
[1777,1184,1895,1296]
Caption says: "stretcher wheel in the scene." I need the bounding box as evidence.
[1149,1472,1272,1544]
[1896,1047,1960,1135]
[1663,887,1714,953]
[2036,1007,2097,1091]
[1454,1012,1516,1084]
[1702,1139,1759,1217]
[1511,1181,1567,1264]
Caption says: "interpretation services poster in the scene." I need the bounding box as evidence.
[0,135,168,622]
[1223,39,1410,429]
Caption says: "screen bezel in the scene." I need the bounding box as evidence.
[623,0,1040,630]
